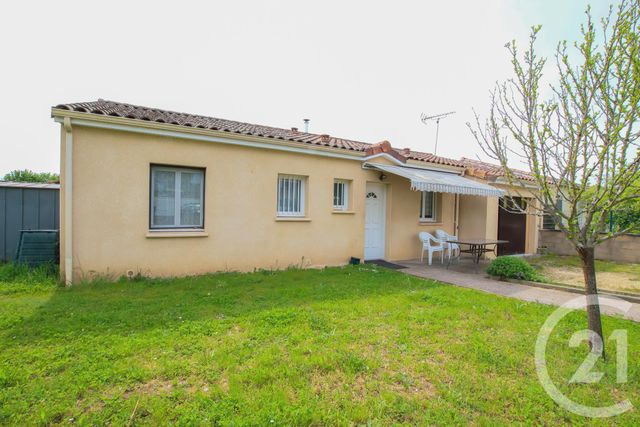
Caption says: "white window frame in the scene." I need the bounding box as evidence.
[150,165,205,229]
[419,191,437,222]
[333,179,349,211]
[277,174,306,217]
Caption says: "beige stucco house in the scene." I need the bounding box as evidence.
[52,100,540,283]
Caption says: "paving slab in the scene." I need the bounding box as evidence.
[397,259,640,323]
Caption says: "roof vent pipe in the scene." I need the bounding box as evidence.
[303,119,310,133]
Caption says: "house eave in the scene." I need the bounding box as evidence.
[494,176,539,189]
[52,109,368,161]
[51,109,464,172]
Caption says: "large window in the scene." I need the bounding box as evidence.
[150,165,204,229]
[277,175,305,217]
[333,179,350,211]
[419,191,436,222]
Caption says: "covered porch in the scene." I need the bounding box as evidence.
[363,162,515,264]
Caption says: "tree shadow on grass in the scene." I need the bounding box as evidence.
[2,265,447,345]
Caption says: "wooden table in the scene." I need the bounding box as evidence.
[446,238,509,269]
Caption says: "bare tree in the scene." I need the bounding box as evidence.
[469,0,640,356]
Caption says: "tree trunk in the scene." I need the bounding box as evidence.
[577,246,605,358]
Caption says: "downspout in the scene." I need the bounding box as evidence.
[63,117,73,285]
[454,194,460,236]
[455,168,466,237]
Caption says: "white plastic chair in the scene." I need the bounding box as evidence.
[418,232,445,265]
[435,229,460,260]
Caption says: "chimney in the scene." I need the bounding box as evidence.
[303,118,310,133]
[291,127,298,132]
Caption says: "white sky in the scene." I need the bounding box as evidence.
[0,0,613,175]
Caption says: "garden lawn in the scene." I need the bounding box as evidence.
[528,254,640,294]
[0,264,639,425]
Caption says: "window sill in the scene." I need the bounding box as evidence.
[275,217,312,222]
[146,230,209,238]
[418,221,443,226]
[332,210,356,215]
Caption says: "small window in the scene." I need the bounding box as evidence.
[542,212,556,230]
[277,175,305,217]
[542,198,562,230]
[150,165,204,229]
[333,180,349,210]
[419,191,437,222]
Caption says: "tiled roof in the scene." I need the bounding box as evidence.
[460,157,536,182]
[407,151,463,167]
[53,99,465,167]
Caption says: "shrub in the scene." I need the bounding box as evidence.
[486,256,541,282]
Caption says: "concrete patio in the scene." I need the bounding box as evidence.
[396,258,640,323]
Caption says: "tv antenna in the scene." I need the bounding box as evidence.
[420,111,456,154]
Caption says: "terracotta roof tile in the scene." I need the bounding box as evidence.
[406,151,464,167]
[460,157,536,182]
[53,99,465,167]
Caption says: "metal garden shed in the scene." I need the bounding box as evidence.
[0,181,60,262]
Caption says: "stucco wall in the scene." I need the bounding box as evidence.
[385,173,456,260]
[61,125,460,280]
[458,195,495,240]
[524,199,540,254]
[539,230,640,263]
[457,195,500,259]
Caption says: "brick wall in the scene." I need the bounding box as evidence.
[539,230,640,264]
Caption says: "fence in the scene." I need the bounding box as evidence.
[539,229,640,264]
[0,182,60,262]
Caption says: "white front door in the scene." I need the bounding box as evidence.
[364,182,386,260]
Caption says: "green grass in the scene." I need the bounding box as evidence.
[0,262,60,294]
[1,265,639,425]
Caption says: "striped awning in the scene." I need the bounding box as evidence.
[365,163,504,197]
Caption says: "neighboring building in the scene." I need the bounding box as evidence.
[0,181,60,261]
[51,99,539,283]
